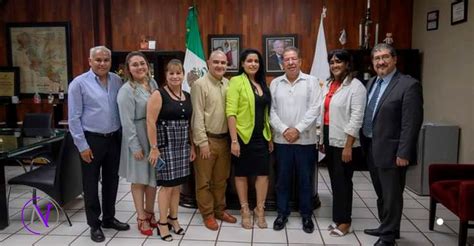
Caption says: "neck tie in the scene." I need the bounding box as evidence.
[362,78,383,137]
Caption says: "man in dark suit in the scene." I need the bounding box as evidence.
[361,43,423,246]
[267,40,285,71]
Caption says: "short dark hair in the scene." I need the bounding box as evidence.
[327,49,354,81]
[371,43,397,58]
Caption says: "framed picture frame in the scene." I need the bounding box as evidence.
[208,34,241,74]
[426,10,439,31]
[0,67,20,103]
[6,22,72,96]
[451,0,468,25]
[263,34,298,75]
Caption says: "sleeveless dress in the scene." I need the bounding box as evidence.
[155,88,193,187]
[232,90,271,176]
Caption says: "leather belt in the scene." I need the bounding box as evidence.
[85,130,119,138]
[206,132,229,139]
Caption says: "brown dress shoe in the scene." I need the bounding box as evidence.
[217,211,237,224]
[204,216,219,231]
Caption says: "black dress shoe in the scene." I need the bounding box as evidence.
[273,215,288,231]
[374,238,395,246]
[102,218,130,231]
[90,227,105,242]
[364,228,400,239]
[302,217,314,233]
[364,228,380,236]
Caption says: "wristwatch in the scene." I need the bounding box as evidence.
[231,139,238,144]
[151,144,158,149]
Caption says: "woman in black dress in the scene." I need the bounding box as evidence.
[226,49,273,229]
[147,59,195,241]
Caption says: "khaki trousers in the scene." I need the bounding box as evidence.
[194,137,231,219]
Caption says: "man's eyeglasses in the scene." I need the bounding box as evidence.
[372,54,392,63]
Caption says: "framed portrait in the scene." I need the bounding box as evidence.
[208,34,241,74]
[451,0,468,25]
[6,22,72,96]
[426,10,439,31]
[263,34,298,75]
[0,67,20,102]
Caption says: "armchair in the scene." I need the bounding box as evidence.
[429,163,474,246]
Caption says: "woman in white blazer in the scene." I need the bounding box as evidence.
[320,49,367,237]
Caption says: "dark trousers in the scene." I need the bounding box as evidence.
[81,132,121,228]
[274,143,317,218]
[326,146,355,224]
[367,142,407,242]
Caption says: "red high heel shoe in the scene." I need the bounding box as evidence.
[146,210,158,228]
[137,217,153,236]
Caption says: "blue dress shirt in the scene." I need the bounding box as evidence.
[68,69,122,152]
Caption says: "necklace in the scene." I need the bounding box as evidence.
[167,86,182,101]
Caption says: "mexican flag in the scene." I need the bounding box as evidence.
[182,6,207,92]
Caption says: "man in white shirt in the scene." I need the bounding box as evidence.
[270,47,322,233]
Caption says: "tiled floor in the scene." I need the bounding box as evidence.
[1,165,473,246]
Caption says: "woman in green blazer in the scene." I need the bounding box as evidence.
[226,48,273,229]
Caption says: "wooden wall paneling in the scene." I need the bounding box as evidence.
[0,0,414,123]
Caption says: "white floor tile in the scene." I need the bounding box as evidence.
[396,231,433,245]
[70,211,87,222]
[252,228,287,243]
[1,234,43,245]
[352,207,376,219]
[34,235,77,246]
[355,190,378,199]
[70,236,111,245]
[313,206,332,218]
[423,231,458,246]
[106,237,146,245]
[218,224,252,242]
[183,225,218,241]
[410,219,455,233]
[114,200,135,211]
[1,220,27,234]
[353,230,380,245]
[215,242,249,246]
[403,208,430,220]
[180,240,215,246]
[349,218,380,231]
[0,234,11,241]
[361,198,377,208]
[48,221,88,236]
[287,228,323,244]
[398,219,418,232]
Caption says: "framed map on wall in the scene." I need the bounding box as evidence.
[6,22,72,96]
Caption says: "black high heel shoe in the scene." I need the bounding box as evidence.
[167,216,185,235]
[157,221,173,242]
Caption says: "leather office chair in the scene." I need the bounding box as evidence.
[7,132,83,226]
[429,163,474,246]
[12,113,53,172]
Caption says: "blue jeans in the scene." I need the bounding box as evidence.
[274,143,317,218]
